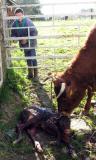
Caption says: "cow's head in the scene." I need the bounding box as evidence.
[54,75,83,114]
[46,72,78,97]
[44,72,84,114]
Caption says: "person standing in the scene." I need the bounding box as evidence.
[11,8,38,79]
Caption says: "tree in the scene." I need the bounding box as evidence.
[16,0,42,15]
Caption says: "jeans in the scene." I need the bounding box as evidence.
[24,49,37,67]
[19,41,37,67]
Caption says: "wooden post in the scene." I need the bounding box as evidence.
[0,0,7,86]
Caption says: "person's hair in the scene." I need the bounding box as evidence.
[14,8,24,15]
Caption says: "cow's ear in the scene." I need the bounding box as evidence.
[66,81,73,97]
[66,87,73,97]
[43,72,56,82]
[66,81,71,86]
[66,80,77,97]
[53,77,64,86]
[68,88,73,97]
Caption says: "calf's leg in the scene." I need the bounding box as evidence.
[13,123,25,144]
[26,129,43,153]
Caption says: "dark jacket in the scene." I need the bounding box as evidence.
[11,17,38,48]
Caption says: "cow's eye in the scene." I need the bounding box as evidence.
[66,81,71,86]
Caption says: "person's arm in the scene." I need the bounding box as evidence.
[27,18,38,36]
[11,21,19,45]
[11,21,17,37]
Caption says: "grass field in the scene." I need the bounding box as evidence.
[0,18,96,160]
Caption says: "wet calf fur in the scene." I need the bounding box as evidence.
[14,106,72,154]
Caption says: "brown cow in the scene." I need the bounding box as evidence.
[45,25,96,116]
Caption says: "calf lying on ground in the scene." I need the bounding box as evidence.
[14,105,73,155]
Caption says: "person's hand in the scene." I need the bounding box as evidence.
[21,39,27,44]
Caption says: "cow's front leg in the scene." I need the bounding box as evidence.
[83,86,93,115]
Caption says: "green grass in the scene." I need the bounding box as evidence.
[0,18,96,160]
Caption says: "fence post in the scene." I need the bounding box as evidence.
[0,0,7,87]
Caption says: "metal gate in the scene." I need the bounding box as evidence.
[1,0,96,75]
[0,46,3,87]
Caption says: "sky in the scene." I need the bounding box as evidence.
[40,0,96,15]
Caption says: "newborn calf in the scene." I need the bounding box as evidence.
[14,105,72,154]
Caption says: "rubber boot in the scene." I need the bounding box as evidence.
[34,68,38,78]
[28,68,33,79]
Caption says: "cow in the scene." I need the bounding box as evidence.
[45,25,96,116]
[13,105,74,156]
